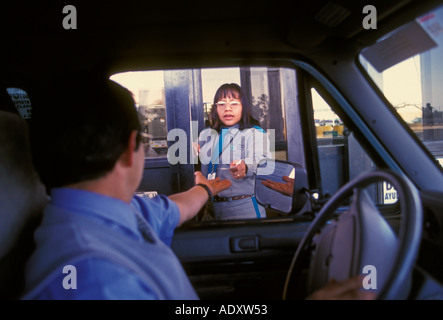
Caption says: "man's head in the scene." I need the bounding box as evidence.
[31,76,142,192]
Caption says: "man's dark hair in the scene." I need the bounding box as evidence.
[30,76,141,191]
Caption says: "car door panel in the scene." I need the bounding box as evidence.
[171,217,312,299]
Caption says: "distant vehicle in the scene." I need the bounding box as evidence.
[320,119,333,126]
[334,119,343,126]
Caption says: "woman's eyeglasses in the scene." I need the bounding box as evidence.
[215,101,241,110]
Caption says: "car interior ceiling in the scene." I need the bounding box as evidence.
[1,1,438,75]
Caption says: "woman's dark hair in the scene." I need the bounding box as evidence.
[210,83,260,131]
[31,76,141,191]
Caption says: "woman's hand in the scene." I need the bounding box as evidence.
[229,160,246,179]
[192,142,201,157]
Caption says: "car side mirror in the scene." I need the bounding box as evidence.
[255,159,309,215]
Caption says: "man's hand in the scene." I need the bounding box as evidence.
[194,171,231,196]
[168,171,231,225]
[170,173,231,225]
[306,276,377,300]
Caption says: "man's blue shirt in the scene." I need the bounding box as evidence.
[23,188,198,300]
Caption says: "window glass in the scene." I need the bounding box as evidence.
[111,71,167,158]
[111,65,400,214]
[111,67,292,219]
[359,4,443,169]
[112,67,289,162]
[311,88,394,205]
[312,88,347,198]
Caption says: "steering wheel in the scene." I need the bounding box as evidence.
[283,170,422,300]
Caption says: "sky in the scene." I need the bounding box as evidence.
[382,55,422,122]
[110,71,164,106]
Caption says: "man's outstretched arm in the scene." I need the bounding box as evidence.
[168,171,231,225]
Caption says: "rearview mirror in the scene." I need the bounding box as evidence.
[255,159,309,215]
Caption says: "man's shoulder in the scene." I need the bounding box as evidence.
[131,194,179,219]
[131,194,180,244]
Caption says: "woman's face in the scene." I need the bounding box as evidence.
[216,94,243,127]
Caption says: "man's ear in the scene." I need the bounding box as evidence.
[119,131,139,167]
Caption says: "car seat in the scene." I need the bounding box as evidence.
[0,109,47,299]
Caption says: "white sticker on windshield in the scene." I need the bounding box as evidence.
[417,6,443,47]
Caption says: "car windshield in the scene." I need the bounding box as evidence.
[359,4,443,168]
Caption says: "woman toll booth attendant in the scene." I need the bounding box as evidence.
[197,83,272,220]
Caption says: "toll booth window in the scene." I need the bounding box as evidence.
[110,71,168,159]
[360,4,443,169]
[110,67,290,201]
[6,88,32,120]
